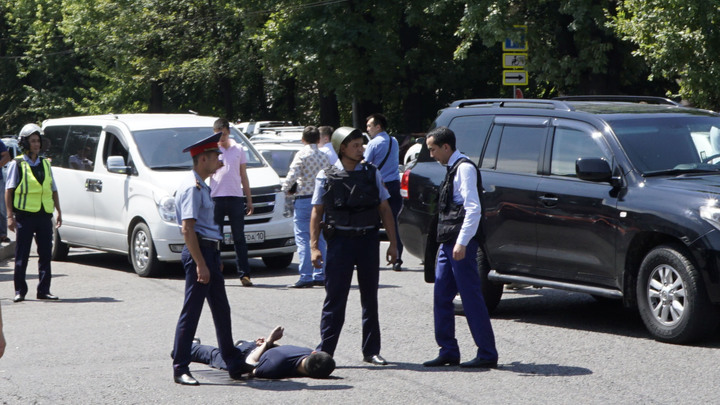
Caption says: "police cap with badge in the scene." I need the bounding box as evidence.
[183,132,223,157]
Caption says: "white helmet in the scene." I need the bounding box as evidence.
[19,123,42,138]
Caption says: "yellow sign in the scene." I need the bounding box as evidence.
[503,53,527,69]
[503,70,528,86]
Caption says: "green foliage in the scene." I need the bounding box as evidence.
[613,0,720,109]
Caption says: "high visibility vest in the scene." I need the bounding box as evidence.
[13,158,54,213]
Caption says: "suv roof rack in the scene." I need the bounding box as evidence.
[552,95,680,106]
[450,99,574,111]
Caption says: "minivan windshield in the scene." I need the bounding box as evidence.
[133,127,264,170]
[608,116,720,175]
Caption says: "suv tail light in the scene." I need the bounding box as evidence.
[400,169,410,199]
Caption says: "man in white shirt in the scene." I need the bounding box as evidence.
[422,126,498,369]
[318,126,338,165]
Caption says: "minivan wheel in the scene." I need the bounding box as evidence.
[130,222,163,277]
[51,227,69,261]
[262,253,293,270]
[479,245,503,314]
[636,244,718,343]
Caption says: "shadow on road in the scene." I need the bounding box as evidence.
[192,369,352,391]
[340,361,591,376]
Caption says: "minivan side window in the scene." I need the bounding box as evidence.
[103,131,131,171]
[494,125,547,174]
[447,115,493,163]
[550,127,609,177]
[44,125,100,171]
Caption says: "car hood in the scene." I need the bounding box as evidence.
[650,174,720,196]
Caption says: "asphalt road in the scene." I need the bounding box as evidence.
[1,242,720,404]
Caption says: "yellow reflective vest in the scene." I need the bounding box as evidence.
[13,158,54,214]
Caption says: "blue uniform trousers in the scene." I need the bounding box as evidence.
[213,196,250,278]
[434,238,498,361]
[13,212,53,296]
[172,245,240,376]
[384,180,404,261]
[317,231,381,357]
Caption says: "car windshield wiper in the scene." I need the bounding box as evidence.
[644,168,720,177]
[150,165,191,171]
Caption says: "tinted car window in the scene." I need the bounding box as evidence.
[133,127,264,170]
[259,149,299,178]
[448,115,493,162]
[550,127,609,177]
[494,125,546,174]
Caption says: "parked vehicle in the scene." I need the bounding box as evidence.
[41,114,296,277]
[399,96,720,343]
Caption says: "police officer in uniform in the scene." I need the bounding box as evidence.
[171,133,247,385]
[5,123,62,303]
[309,127,398,366]
[422,126,498,369]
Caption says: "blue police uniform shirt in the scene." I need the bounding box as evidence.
[311,159,390,206]
[175,170,222,240]
[363,131,400,183]
[5,155,58,191]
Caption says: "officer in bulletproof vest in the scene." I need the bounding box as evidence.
[309,126,397,366]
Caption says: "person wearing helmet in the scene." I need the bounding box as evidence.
[309,126,398,366]
[5,123,63,303]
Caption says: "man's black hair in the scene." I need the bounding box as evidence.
[305,351,335,379]
[303,126,320,144]
[366,113,388,130]
[426,126,456,151]
[214,118,230,131]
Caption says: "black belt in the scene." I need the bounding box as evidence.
[196,235,220,250]
[334,227,378,237]
[295,194,312,200]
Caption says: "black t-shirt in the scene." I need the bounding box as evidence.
[253,345,312,379]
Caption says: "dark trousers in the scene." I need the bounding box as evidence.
[213,196,250,278]
[172,245,239,376]
[13,213,53,296]
[384,180,403,261]
[434,238,498,361]
[317,231,381,357]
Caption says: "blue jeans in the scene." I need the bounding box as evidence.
[213,196,250,278]
[293,197,325,282]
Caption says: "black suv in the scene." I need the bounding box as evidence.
[399,96,720,343]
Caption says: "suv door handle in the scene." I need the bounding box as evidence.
[538,194,558,206]
[85,178,103,192]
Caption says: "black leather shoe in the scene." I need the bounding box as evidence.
[363,354,388,365]
[313,279,325,287]
[459,357,498,369]
[392,260,403,271]
[13,294,25,303]
[174,373,199,385]
[423,356,460,367]
[287,281,313,288]
[36,293,59,300]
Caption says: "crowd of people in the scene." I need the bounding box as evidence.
[1,116,498,383]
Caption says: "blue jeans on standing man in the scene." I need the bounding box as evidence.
[293,196,325,283]
[213,196,250,278]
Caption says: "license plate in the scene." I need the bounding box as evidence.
[224,231,265,244]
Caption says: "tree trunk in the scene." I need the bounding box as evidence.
[219,76,234,119]
[149,80,163,113]
[319,89,340,128]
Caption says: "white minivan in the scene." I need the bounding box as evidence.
[41,114,296,277]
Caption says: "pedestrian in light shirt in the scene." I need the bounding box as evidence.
[282,126,331,288]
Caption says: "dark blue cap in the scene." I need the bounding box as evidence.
[183,132,223,157]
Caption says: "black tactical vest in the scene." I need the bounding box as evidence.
[322,162,381,229]
[436,157,482,243]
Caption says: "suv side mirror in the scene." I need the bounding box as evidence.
[107,155,130,174]
[576,158,612,183]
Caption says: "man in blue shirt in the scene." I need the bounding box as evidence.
[0,140,12,243]
[364,113,404,271]
[171,132,247,385]
[188,326,336,379]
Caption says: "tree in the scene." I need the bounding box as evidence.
[613,0,720,109]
